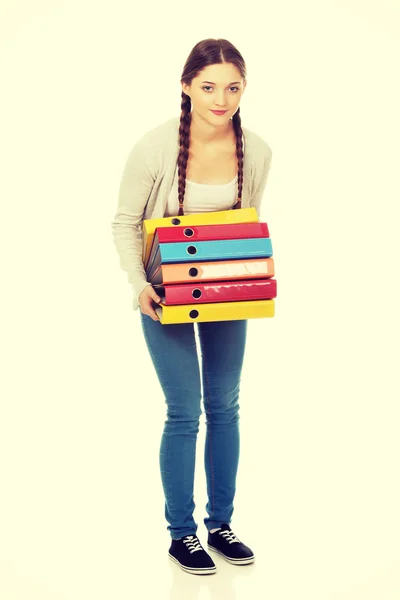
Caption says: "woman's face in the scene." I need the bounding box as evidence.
[182,62,246,125]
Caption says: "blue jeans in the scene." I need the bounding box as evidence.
[139,312,248,540]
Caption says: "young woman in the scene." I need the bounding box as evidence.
[111,38,273,576]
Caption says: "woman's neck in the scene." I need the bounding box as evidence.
[189,112,234,145]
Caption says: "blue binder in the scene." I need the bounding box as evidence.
[146,237,273,279]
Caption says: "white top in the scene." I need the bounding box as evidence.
[165,169,239,216]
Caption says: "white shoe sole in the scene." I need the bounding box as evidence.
[207,544,255,565]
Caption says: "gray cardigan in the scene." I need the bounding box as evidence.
[111,115,273,311]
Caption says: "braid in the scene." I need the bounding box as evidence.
[232,108,244,209]
[177,95,244,215]
[177,93,192,216]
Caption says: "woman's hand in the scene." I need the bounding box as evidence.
[139,285,161,321]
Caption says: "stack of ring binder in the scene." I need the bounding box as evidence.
[142,207,277,324]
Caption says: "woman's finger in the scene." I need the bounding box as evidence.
[143,303,159,321]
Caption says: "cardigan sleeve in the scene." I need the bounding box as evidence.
[249,143,272,219]
[111,135,157,303]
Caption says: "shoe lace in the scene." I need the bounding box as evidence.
[219,530,241,544]
[182,535,203,553]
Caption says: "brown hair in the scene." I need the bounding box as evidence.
[178,38,247,216]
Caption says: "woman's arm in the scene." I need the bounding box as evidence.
[111,134,156,303]
[250,143,273,219]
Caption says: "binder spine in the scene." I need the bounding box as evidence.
[155,299,275,324]
[157,279,277,305]
[155,221,270,243]
[150,258,275,285]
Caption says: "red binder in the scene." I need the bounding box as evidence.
[154,278,277,305]
[146,222,269,269]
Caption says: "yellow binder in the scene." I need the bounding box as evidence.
[142,207,259,268]
[154,299,275,324]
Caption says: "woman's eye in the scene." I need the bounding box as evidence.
[202,86,239,93]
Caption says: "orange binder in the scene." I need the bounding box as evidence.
[149,257,275,285]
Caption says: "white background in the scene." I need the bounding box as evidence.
[1,1,399,598]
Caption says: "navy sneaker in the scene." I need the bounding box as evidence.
[207,523,255,565]
[168,534,217,575]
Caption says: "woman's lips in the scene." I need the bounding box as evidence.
[210,110,228,115]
